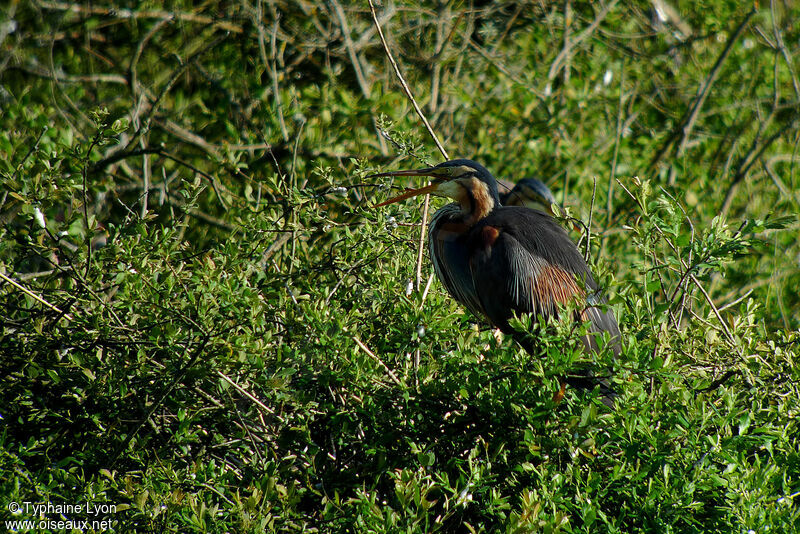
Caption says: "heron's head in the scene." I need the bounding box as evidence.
[503,178,558,213]
[370,159,500,215]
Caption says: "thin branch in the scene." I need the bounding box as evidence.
[39,1,244,34]
[771,0,800,100]
[604,59,625,252]
[367,0,449,292]
[0,271,73,320]
[716,288,754,312]
[10,126,48,182]
[123,32,229,154]
[331,0,371,99]
[90,147,162,171]
[129,17,171,98]
[420,272,435,310]
[110,336,210,468]
[216,370,276,415]
[414,194,431,291]
[222,388,267,469]
[651,9,756,172]
[678,10,755,155]
[690,274,736,346]
[559,0,572,105]
[353,337,403,387]
[10,66,128,85]
[82,132,104,279]
[164,193,235,231]
[720,112,799,215]
[266,10,289,142]
[546,0,619,86]
[467,40,546,100]
[367,0,448,160]
[261,232,292,266]
[584,176,597,262]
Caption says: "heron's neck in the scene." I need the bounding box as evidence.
[456,177,498,225]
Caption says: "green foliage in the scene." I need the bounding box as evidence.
[1,0,799,532]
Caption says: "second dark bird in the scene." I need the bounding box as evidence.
[371,159,620,402]
[498,177,559,214]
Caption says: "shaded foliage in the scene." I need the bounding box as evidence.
[1,0,799,532]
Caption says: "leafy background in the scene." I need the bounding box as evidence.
[1,0,799,531]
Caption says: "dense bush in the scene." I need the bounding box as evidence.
[1,1,798,531]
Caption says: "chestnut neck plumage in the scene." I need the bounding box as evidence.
[454,176,500,226]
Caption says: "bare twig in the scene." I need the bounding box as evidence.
[770,0,800,100]
[467,40,546,100]
[604,60,625,253]
[584,176,597,261]
[420,273,435,309]
[720,112,799,215]
[110,336,210,468]
[690,274,736,346]
[716,288,754,312]
[140,149,151,217]
[367,0,450,293]
[266,11,289,142]
[129,17,171,99]
[6,64,128,85]
[16,270,60,281]
[39,1,244,33]
[331,0,371,99]
[329,1,388,154]
[414,195,431,291]
[354,337,403,387]
[10,126,48,183]
[261,232,293,266]
[651,9,756,173]
[560,0,573,105]
[155,118,223,159]
[546,0,619,87]
[129,17,169,221]
[222,389,267,468]
[681,6,756,151]
[429,6,452,115]
[289,119,306,275]
[217,370,276,415]
[124,32,229,154]
[82,131,104,278]
[367,0,448,159]
[0,271,73,320]
[45,15,87,139]
[164,193,235,231]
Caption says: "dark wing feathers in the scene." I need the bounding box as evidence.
[496,207,594,285]
[432,205,620,354]
[428,205,487,320]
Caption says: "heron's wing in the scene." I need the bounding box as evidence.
[467,207,620,353]
[428,205,487,320]
[466,223,571,328]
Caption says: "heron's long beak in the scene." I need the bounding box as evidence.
[369,166,447,208]
[373,182,441,207]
